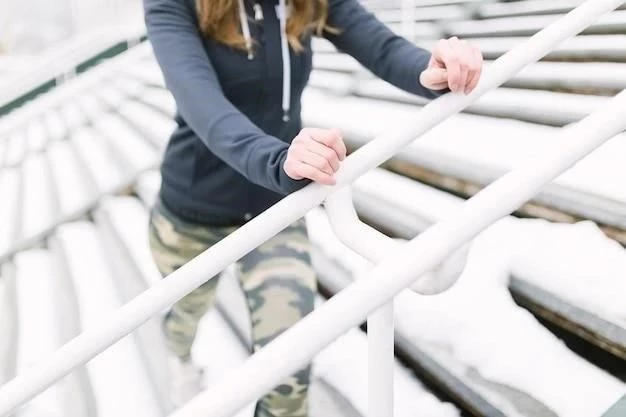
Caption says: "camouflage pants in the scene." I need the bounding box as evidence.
[148,199,316,417]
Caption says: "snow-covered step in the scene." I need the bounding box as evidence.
[58,102,89,133]
[54,222,164,416]
[86,103,160,173]
[0,264,17,385]
[421,35,626,62]
[313,54,362,73]
[306,207,626,417]
[216,263,459,417]
[118,62,167,88]
[4,132,27,167]
[443,10,626,38]
[48,140,96,216]
[116,100,176,150]
[0,169,21,258]
[309,71,607,125]
[380,22,441,39]
[301,89,626,231]
[313,56,626,94]
[20,153,59,242]
[496,61,626,94]
[352,168,626,359]
[43,110,70,143]
[135,170,162,208]
[108,76,148,100]
[70,127,129,194]
[135,87,177,118]
[25,120,49,154]
[477,0,626,19]
[316,36,626,63]
[93,197,171,412]
[373,5,467,23]
[365,0,484,10]
[13,250,92,417]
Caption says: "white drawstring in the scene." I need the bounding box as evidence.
[238,0,291,122]
[277,0,291,122]
[238,0,254,59]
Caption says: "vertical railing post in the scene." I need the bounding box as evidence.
[324,189,400,417]
[0,1,622,414]
[367,304,394,417]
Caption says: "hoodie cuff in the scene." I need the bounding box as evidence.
[276,150,313,195]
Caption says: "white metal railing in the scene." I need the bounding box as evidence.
[0,0,624,415]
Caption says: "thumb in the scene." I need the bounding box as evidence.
[420,67,449,90]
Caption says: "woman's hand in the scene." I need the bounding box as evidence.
[420,37,484,94]
[284,128,347,186]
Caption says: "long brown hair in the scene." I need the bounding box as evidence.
[196,0,335,52]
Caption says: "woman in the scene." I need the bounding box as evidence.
[144,0,482,414]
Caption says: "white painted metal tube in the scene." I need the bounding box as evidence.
[324,188,397,263]
[325,189,396,417]
[0,0,621,413]
[172,89,626,417]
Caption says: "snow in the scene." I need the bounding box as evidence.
[4,132,26,166]
[313,54,362,73]
[501,61,626,91]
[302,88,626,210]
[0,268,14,384]
[428,35,626,60]
[478,0,586,19]
[305,207,626,417]
[318,75,608,125]
[70,127,125,193]
[508,220,626,327]
[59,102,88,132]
[25,120,48,153]
[374,5,466,23]
[21,154,55,239]
[42,111,69,142]
[91,112,159,171]
[314,328,460,417]
[99,197,162,286]
[119,63,167,87]
[445,9,626,38]
[14,250,69,417]
[56,222,162,417]
[95,86,132,111]
[355,168,626,326]
[202,271,459,417]
[0,169,20,255]
[135,170,162,207]
[109,76,147,99]
[191,310,256,417]
[47,140,92,215]
[117,100,176,149]
[137,88,177,118]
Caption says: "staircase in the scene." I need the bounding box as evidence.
[0,1,625,416]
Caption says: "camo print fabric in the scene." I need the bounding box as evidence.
[148,199,315,417]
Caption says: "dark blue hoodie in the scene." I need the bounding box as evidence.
[144,0,441,226]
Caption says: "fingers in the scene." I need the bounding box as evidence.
[429,37,483,94]
[465,44,483,94]
[434,39,461,93]
[419,67,449,90]
[283,128,346,185]
[449,38,469,93]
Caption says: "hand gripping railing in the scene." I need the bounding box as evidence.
[0,0,624,415]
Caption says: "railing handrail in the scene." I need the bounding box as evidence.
[172,87,626,417]
[0,0,623,414]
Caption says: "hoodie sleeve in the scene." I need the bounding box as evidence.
[144,0,309,195]
[324,0,446,99]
